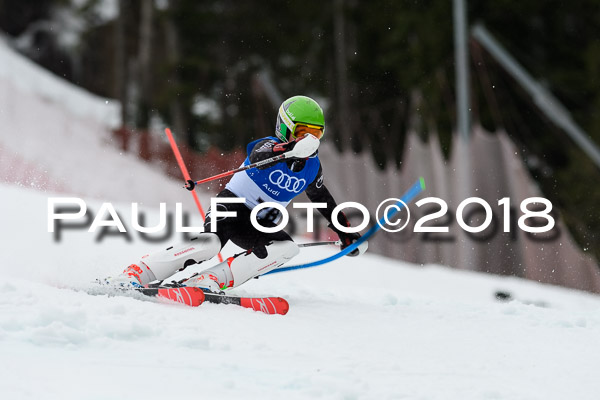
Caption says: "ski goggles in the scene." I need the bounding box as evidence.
[291,123,324,140]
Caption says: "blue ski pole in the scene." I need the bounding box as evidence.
[266,177,425,275]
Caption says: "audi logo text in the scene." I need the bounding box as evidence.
[268,170,306,193]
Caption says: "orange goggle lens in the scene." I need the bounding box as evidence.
[291,123,324,140]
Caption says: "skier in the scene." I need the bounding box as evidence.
[108,95,368,292]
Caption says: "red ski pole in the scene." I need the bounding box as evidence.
[164,128,223,262]
[185,133,322,190]
[184,153,287,191]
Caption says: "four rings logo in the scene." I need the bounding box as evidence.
[269,170,306,193]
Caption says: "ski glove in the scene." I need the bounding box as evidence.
[273,134,320,159]
[328,212,368,257]
[338,230,362,256]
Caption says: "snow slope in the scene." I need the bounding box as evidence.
[1,31,599,400]
[1,183,600,400]
[0,34,210,208]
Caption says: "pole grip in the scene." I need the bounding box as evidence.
[184,180,196,191]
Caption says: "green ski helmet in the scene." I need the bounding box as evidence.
[275,95,325,142]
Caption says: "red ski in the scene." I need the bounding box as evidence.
[141,286,205,307]
[204,292,289,315]
[141,286,289,315]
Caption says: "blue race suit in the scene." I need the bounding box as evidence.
[225,136,321,209]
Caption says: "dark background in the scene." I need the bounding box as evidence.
[1,0,598,262]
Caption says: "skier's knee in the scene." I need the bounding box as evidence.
[253,240,298,259]
[273,240,299,259]
[229,240,299,286]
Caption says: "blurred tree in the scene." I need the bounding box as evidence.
[0,0,54,36]
[164,0,335,150]
[0,0,74,80]
[471,0,600,263]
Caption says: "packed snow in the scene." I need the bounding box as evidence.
[1,183,600,400]
[1,30,600,400]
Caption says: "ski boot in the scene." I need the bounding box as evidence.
[184,273,223,294]
[186,240,299,291]
[104,264,147,288]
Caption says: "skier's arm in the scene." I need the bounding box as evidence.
[249,136,320,169]
[304,166,340,223]
[248,139,281,168]
[305,167,367,256]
